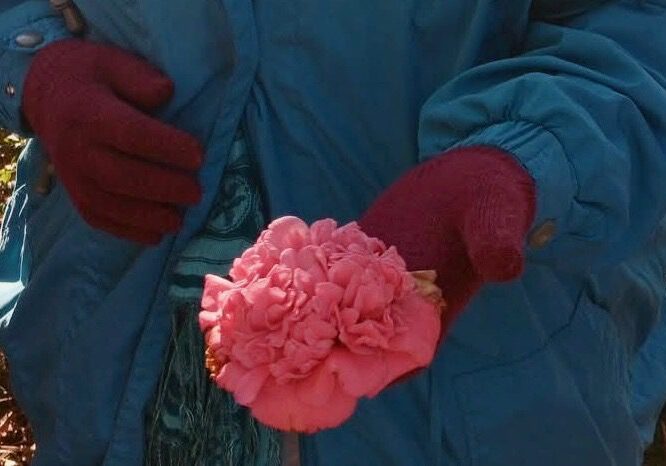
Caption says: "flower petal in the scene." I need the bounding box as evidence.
[390,293,441,366]
[215,361,246,393]
[199,310,220,332]
[326,348,387,398]
[202,274,235,310]
[295,363,336,407]
[353,283,387,315]
[252,378,358,433]
[265,216,311,250]
[310,219,338,245]
[232,366,271,406]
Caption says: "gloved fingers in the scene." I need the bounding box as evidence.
[81,212,164,245]
[461,188,530,282]
[93,93,204,171]
[97,44,175,111]
[76,185,183,236]
[86,146,202,205]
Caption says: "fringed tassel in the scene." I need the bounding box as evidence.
[146,304,282,466]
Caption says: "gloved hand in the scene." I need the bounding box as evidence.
[22,39,204,245]
[359,146,536,327]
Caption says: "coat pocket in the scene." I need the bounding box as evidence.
[451,290,640,466]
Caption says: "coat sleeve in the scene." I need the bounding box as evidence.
[0,1,70,133]
[419,0,666,272]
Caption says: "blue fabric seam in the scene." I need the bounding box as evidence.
[638,0,666,10]
[443,118,580,201]
[451,286,584,381]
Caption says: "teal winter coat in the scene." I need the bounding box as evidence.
[1,1,666,464]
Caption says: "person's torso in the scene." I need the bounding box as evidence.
[3,1,661,464]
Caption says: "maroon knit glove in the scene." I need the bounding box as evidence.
[22,39,204,244]
[359,147,536,329]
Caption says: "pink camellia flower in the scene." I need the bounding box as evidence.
[199,216,443,433]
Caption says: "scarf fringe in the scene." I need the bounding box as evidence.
[146,305,282,466]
